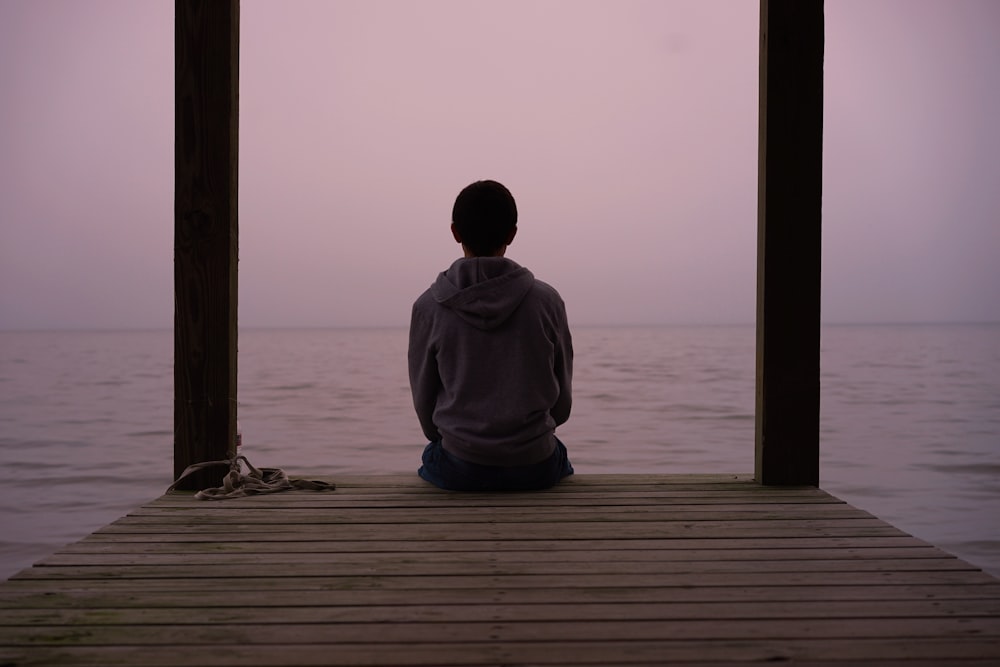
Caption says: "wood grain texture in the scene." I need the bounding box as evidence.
[0,474,997,666]
[173,0,239,489]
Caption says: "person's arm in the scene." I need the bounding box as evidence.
[550,304,573,427]
[408,305,443,442]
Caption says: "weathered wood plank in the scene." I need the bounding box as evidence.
[84,522,906,542]
[21,557,977,578]
[307,473,760,487]
[39,546,954,564]
[124,506,871,523]
[4,598,1000,625]
[150,494,843,508]
[71,535,935,550]
[176,473,820,494]
[9,570,995,588]
[4,616,1000,646]
[3,583,998,609]
[1,637,999,666]
[59,542,947,560]
[142,493,849,506]
[153,481,828,495]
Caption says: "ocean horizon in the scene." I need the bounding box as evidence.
[5,318,1000,333]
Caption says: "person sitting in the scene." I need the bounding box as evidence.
[408,179,574,491]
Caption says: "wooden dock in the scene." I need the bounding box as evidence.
[1,473,998,665]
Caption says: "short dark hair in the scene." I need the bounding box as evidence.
[452,180,518,256]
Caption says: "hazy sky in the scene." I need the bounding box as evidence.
[1,0,997,330]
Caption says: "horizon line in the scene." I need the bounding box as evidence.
[2,319,999,334]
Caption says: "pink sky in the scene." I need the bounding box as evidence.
[1,0,998,329]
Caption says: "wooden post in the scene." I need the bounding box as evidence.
[755,0,824,486]
[174,0,239,490]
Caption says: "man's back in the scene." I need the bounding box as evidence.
[407,179,574,491]
[408,256,572,467]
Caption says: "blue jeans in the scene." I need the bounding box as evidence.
[418,437,574,492]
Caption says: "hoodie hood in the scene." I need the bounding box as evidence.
[431,257,535,330]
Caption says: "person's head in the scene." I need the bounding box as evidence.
[451,180,518,257]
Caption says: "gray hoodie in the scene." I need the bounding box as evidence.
[408,257,573,466]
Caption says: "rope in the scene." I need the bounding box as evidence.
[167,454,336,499]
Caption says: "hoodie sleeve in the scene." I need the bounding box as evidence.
[550,301,573,427]
[408,301,443,442]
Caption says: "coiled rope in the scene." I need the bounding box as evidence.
[167,455,335,500]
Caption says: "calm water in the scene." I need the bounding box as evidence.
[0,324,997,579]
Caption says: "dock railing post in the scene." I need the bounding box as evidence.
[173,0,240,490]
[755,0,824,486]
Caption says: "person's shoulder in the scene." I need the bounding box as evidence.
[411,282,438,316]
[526,278,567,314]
[413,287,435,310]
[531,278,564,301]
